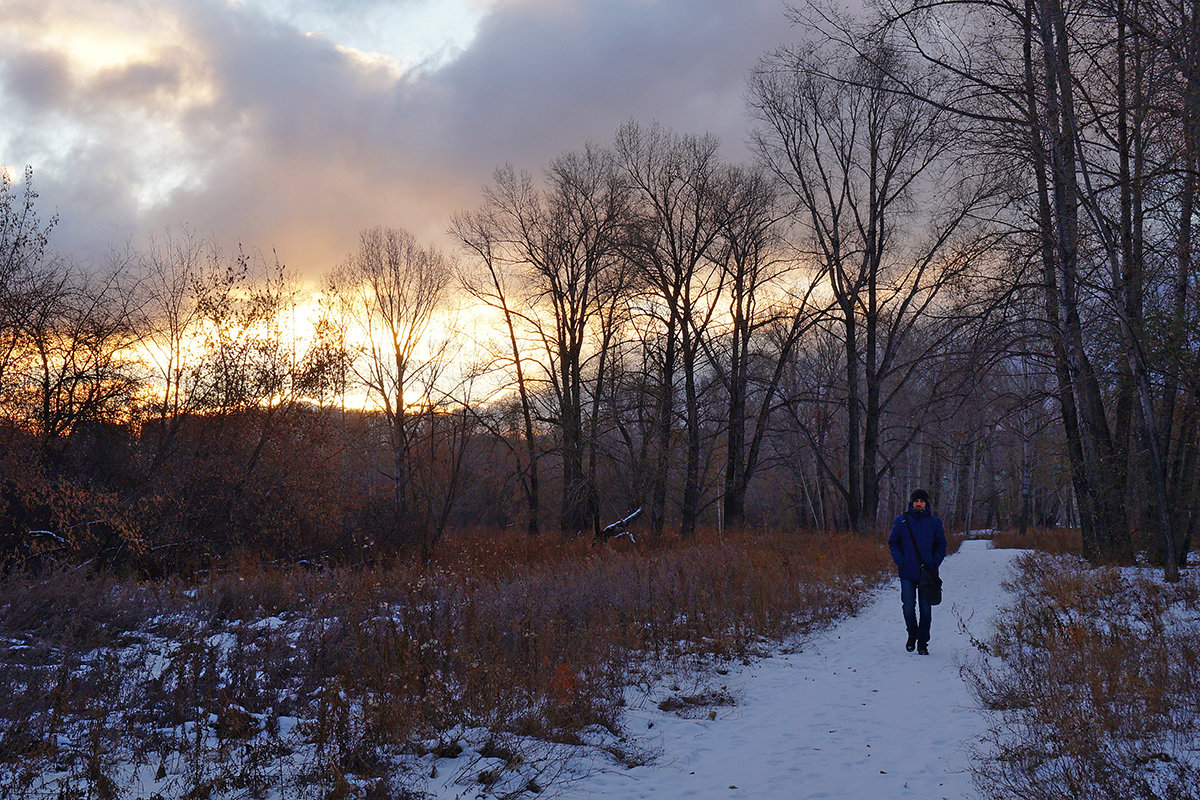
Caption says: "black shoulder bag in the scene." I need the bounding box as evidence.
[903,513,943,606]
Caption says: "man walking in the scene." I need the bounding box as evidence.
[887,489,947,655]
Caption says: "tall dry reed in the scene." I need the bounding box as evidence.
[0,528,891,798]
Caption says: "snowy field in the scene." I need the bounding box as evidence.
[426,538,1015,800]
[7,539,1019,799]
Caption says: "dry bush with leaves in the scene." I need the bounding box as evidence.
[965,552,1200,800]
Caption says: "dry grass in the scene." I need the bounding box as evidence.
[966,551,1200,800]
[989,526,1083,555]
[0,527,891,798]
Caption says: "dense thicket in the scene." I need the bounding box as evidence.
[1,0,1196,576]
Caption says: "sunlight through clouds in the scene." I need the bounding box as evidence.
[242,0,494,74]
[22,7,160,78]
[1,0,788,275]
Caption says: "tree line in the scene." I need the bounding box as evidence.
[0,0,1196,576]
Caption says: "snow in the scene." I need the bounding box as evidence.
[490,538,1017,800]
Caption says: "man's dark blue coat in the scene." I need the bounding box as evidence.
[887,505,947,582]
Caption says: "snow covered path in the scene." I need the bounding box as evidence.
[553,539,1017,800]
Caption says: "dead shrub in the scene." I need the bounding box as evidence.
[967,552,1200,800]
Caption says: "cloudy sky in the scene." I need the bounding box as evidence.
[1,0,797,279]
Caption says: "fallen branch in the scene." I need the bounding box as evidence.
[595,507,641,543]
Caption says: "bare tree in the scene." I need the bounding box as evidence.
[615,121,729,537]
[862,0,1199,574]
[178,248,319,549]
[0,170,142,468]
[751,27,1000,533]
[454,145,630,537]
[330,226,454,551]
[453,206,544,536]
[136,228,211,468]
[0,167,57,415]
[700,165,820,527]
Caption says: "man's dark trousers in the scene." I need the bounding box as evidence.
[901,577,932,644]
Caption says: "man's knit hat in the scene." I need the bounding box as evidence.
[910,488,931,505]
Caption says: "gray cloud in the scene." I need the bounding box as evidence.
[2,48,73,109]
[429,0,788,169]
[1,0,796,278]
